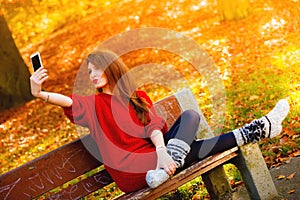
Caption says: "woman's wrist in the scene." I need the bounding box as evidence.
[44,92,50,102]
[156,145,165,150]
[35,91,49,102]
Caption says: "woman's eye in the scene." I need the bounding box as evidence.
[88,70,92,75]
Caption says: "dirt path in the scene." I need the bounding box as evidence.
[233,156,300,200]
[270,156,300,200]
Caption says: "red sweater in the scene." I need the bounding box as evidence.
[63,91,168,193]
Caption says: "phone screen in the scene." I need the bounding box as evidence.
[31,54,42,71]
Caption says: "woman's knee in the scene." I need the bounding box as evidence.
[182,110,200,125]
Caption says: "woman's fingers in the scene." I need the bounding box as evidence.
[30,67,49,97]
[155,147,177,175]
[33,67,47,76]
[164,163,177,176]
[39,75,48,83]
[31,68,48,83]
[164,167,172,176]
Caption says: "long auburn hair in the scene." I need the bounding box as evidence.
[86,50,150,125]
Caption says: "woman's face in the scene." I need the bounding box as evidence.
[88,62,110,92]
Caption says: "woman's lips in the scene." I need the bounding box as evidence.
[93,79,98,84]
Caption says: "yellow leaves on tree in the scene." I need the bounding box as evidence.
[217,0,251,20]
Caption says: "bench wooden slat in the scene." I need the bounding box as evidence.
[154,95,182,127]
[45,168,113,200]
[117,147,239,200]
[0,135,101,200]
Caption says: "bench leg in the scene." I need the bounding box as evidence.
[232,143,278,200]
[175,90,233,199]
[202,165,232,199]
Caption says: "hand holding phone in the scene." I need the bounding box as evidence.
[30,52,47,96]
[30,52,43,71]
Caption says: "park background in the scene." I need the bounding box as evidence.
[0,0,299,199]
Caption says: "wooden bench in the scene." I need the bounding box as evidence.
[0,89,278,200]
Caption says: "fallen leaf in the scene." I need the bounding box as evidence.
[287,189,295,194]
[293,151,300,157]
[287,172,296,180]
[284,158,292,164]
[249,95,259,100]
[294,116,299,122]
[280,136,289,145]
[277,175,286,180]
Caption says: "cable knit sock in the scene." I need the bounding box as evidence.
[146,139,191,188]
[146,169,169,188]
[233,99,290,146]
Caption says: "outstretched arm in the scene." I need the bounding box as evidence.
[30,67,72,107]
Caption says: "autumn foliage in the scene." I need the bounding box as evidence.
[1,0,299,191]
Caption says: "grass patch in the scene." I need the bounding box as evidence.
[159,177,209,200]
[223,164,242,184]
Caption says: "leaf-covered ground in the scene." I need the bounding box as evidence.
[1,0,300,198]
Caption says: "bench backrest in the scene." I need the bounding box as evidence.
[0,89,210,200]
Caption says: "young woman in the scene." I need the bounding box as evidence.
[30,50,289,193]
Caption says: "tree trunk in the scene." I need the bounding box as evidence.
[217,0,251,21]
[0,13,33,111]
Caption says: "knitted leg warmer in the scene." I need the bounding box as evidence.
[166,138,191,168]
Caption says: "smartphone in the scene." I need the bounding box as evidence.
[30,52,43,71]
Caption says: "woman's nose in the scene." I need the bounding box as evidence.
[90,72,97,79]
